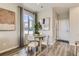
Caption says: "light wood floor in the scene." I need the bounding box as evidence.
[39,41,73,56]
[0,41,78,56]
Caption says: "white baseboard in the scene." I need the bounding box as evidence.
[0,46,18,54]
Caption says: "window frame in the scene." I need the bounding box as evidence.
[23,9,35,35]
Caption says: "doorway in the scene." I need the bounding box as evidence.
[54,8,70,42]
[59,17,69,41]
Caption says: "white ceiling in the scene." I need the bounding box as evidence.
[54,7,69,16]
[22,3,79,12]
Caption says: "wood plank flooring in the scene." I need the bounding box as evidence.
[38,41,74,56]
[0,41,78,56]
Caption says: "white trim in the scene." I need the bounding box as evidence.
[0,46,18,54]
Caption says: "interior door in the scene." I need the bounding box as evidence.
[59,19,69,41]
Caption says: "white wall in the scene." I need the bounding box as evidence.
[70,7,79,44]
[38,7,79,45]
[38,8,54,45]
[0,3,20,53]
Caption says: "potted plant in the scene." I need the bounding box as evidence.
[34,22,42,35]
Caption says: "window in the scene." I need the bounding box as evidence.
[23,10,35,35]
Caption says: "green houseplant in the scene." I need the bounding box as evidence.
[34,22,42,35]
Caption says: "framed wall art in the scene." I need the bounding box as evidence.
[40,17,50,31]
[0,8,15,31]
